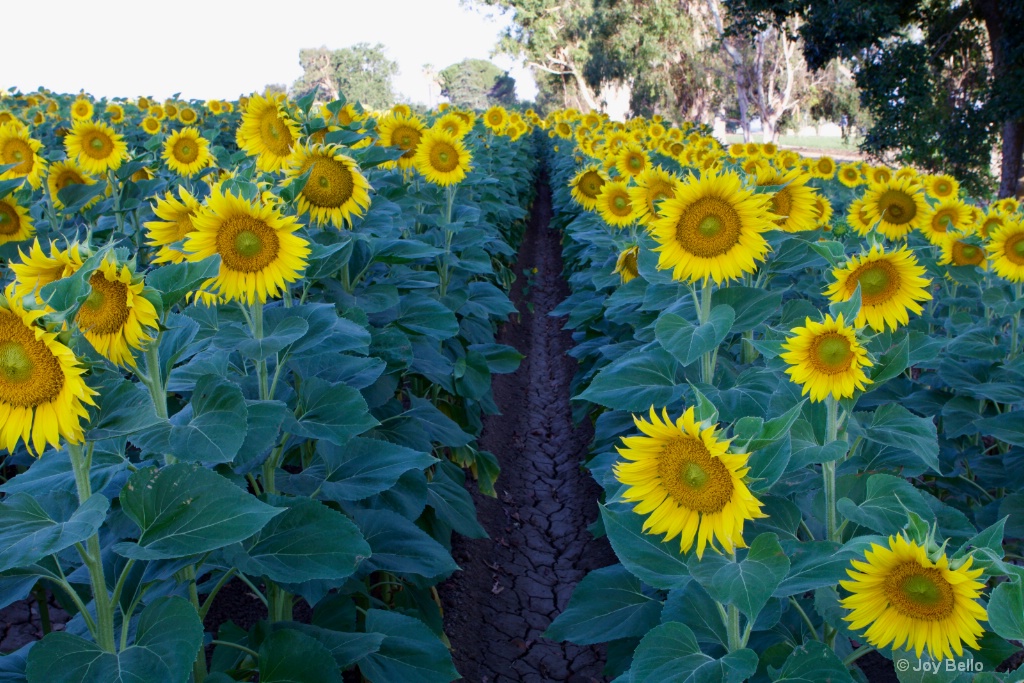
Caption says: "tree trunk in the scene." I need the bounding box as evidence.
[706,0,750,141]
[974,0,1023,197]
[1000,120,1024,198]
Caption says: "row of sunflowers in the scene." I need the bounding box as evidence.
[542,111,1024,682]
[0,89,539,682]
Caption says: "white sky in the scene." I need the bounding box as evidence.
[1,0,538,105]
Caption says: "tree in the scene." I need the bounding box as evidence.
[439,59,517,110]
[292,43,398,110]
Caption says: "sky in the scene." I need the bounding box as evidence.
[2,0,538,105]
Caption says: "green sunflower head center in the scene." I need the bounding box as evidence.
[860,268,889,295]
[961,244,978,259]
[89,137,105,151]
[235,230,263,258]
[1013,237,1024,258]
[0,341,32,383]
[613,195,628,212]
[879,190,916,224]
[681,462,709,489]
[698,215,723,237]
[885,563,955,619]
[12,150,23,162]
[83,287,105,310]
[318,175,330,188]
[811,333,854,372]
[657,436,735,513]
[628,155,642,170]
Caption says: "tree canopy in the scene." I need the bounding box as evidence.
[438,59,517,110]
[292,43,399,111]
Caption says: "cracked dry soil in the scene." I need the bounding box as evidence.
[439,176,616,683]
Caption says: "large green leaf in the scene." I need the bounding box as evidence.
[396,294,459,340]
[214,316,309,361]
[259,629,343,683]
[280,623,384,669]
[146,256,221,309]
[168,375,248,464]
[116,464,280,560]
[836,473,931,535]
[577,346,684,412]
[359,610,459,683]
[0,493,108,573]
[628,621,758,683]
[313,437,436,502]
[86,377,163,441]
[774,641,853,682]
[1,451,124,499]
[600,504,691,590]
[661,582,728,647]
[289,378,379,446]
[975,411,1024,448]
[711,286,783,332]
[773,540,852,597]
[988,579,1024,641]
[26,596,203,683]
[687,533,790,621]
[352,508,457,579]
[546,564,662,645]
[425,461,487,538]
[849,404,940,474]
[655,305,736,367]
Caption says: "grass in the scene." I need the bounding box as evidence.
[722,134,863,153]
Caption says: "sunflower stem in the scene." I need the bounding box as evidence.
[1011,282,1021,358]
[823,396,841,543]
[842,645,876,667]
[182,564,208,683]
[698,281,716,383]
[107,171,126,236]
[726,603,742,652]
[439,185,457,297]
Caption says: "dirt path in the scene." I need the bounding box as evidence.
[440,175,615,683]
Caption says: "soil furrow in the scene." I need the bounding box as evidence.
[440,175,615,682]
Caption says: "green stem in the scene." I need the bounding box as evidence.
[251,303,269,400]
[823,396,841,543]
[1011,282,1022,358]
[107,171,126,235]
[726,604,742,652]
[697,281,716,383]
[788,597,820,641]
[210,640,260,660]
[34,583,51,635]
[842,645,876,667]
[199,569,237,620]
[183,565,207,683]
[141,339,173,464]
[235,573,268,607]
[439,185,457,297]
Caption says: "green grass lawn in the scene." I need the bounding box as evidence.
[722,133,862,153]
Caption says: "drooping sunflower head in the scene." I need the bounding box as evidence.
[924,174,959,200]
[183,188,311,304]
[781,313,873,402]
[11,239,88,303]
[614,406,766,558]
[71,98,94,121]
[595,180,637,227]
[838,163,864,188]
[412,129,472,187]
[64,120,128,175]
[285,143,372,229]
[861,176,929,240]
[0,194,34,245]
[569,166,608,211]
[614,143,649,180]
[0,297,97,454]
[754,166,820,233]
[650,170,774,284]
[375,113,425,170]
[986,218,1024,283]
[920,198,972,245]
[825,244,933,332]
[46,160,99,211]
[938,232,987,270]
[235,93,301,172]
[145,186,203,264]
[840,534,987,661]
[162,126,213,178]
[0,122,46,189]
[614,245,641,284]
[629,167,681,226]
[74,257,159,368]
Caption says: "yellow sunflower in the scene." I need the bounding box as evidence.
[11,240,87,303]
[0,194,34,245]
[162,127,212,177]
[141,116,161,135]
[841,534,987,661]
[46,160,99,211]
[569,166,609,211]
[482,106,508,134]
[992,197,1021,215]
[235,93,300,172]
[177,106,199,125]
[75,258,159,368]
[375,113,425,170]
[0,297,97,454]
[595,180,637,227]
[70,98,94,121]
[615,143,649,180]
[938,232,987,269]
[614,406,766,559]
[629,167,680,227]
[104,103,125,124]
[846,197,874,236]
[614,245,640,284]
[867,165,892,185]
[285,143,372,229]
[825,245,933,332]
[861,176,929,240]
[978,211,1006,239]
[145,186,203,264]
[412,129,472,186]
[0,123,46,189]
[924,174,959,200]
[920,198,972,245]
[813,195,833,229]
[986,219,1024,282]
[434,112,469,139]
[810,155,836,180]
[837,163,864,188]
[650,171,774,284]
[781,313,873,402]
[64,120,128,175]
[163,102,179,119]
[149,105,165,121]
[755,166,820,233]
[183,188,310,304]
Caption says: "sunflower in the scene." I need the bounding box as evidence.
[163,101,179,119]
[846,197,874,236]
[183,188,310,304]
[10,240,88,303]
[861,176,929,240]
[177,106,199,125]
[141,116,161,135]
[614,245,640,284]
[614,406,765,558]
[650,171,774,284]
[206,100,223,115]
[482,106,508,134]
[162,127,212,177]
[434,112,469,139]
[986,219,1024,283]
[629,167,680,226]
[920,198,972,245]
[71,98,94,121]
[285,143,371,229]
[145,186,203,264]
[993,197,1021,215]
[0,194,34,245]
[867,165,892,185]
[825,245,933,332]
[412,129,471,186]
[841,534,987,661]
[755,166,819,233]
[924,174,959,200]
[813,195,833,229]
[47,160,99,211]
[615,143,649,180]
[0,123,46,189]
[375,113,425,170]
[0,297,97,454]
[938,232,987,269]
[149,104,165,120]
[235,93,300,172]
[75,258,159,368]
[595,180,636,227]
[810,155,836,180]
[64,120,128,175]
[104,103,125,124]
[978,211,1006,239]
[838,163,864,188]
[781,313,873,402]
[569,166,608,211]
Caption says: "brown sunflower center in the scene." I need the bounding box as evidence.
[259,112,294,156]
[1007,233,1024,265]
[56,170,85,191]
[217,215,280,272]
[0,311,65,406]
[884,562,955,620]
[657,436,734,513]
[301,157,355,208]
[878,190,917,225]
[0,201,20,235]
[610,194,630,216]
[82,132,114,160]
[76,272,131,335]
[931,209,957,233]
[934,181,952,196]
[771,186,793,224]
[173,137,199,163]
[578,171,604,199]
[817,159,833,174]
[951,241,983,266]
[429,141,460,173]
[2,139,34,173]
[809,333,854,374]
[850,259,900,305]
[674,197,744,258]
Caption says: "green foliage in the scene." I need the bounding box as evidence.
[293,43,398,109]
[439,59,517,110]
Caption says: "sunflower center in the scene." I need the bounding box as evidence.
[56,171,84,190]
[612,195,629,213]
[217,215,281,272]
[174,138,199,163]
[628,155,643,171]
[0,202,19,235]
[82,132,114,160]
[657,436,734,513]
[301,157,355,208]
[429,142,460,173]
[76,272,131,335]
[259,112,294,156]
[0,311,65,407]
[935,181,951,196]
[884,562,955,620]
[391,126,420,159]
[932,209,956,233]
[698,215,722,237]
[878,190,917,225]
[2,139,34,173]
[674,196,744,258]
[809,333,854,374]
[850,260,899,305]
[952,242,982,266]
[771,186,792,224]
[1007,234,1024,265]
[579,172,604,199]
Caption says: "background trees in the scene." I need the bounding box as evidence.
[292,43,399,110]
[439,59,517,110]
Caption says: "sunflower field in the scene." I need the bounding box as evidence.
[541,118,1024,682]
[0,91,538,682]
